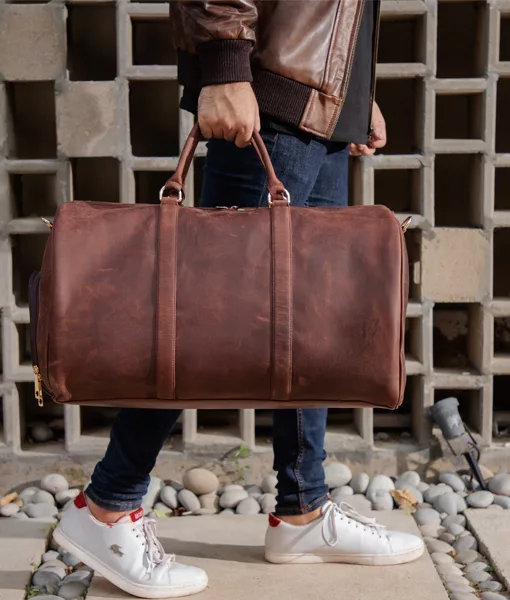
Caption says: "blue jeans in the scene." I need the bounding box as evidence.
[86,129,349,516]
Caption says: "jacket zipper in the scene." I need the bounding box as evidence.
[29,270,48,407]
[367,0,381,142]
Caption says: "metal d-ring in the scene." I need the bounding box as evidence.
[159,186,184,203]
[268,189,291,207]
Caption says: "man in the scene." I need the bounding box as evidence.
[53,2,424,598]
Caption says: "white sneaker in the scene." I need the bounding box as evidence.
[265,500,424,566]
[53,492,208,598]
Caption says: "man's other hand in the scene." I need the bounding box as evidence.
[349,101,387,157]
[198,82,261,148]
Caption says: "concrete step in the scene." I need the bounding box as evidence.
[466,508,510,591]
[88,511,449,600]
[0,518,54,600]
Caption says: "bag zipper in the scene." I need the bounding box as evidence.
[28,270,47,407]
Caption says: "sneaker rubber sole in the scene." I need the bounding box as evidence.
[53,525,208,599]
[265,542,425,566]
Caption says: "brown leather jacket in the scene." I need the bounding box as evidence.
[171,0,380,140]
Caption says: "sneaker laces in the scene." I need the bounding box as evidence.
[322,501,386,547]
[137,518,175,569]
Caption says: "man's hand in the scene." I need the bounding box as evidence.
[349,101,387,157]
[198,82,261,148]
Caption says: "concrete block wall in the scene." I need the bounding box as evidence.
[0,0,510,461]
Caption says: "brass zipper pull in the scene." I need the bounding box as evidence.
[33,366,44,407]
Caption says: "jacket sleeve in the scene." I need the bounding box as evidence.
[170,1,258,86]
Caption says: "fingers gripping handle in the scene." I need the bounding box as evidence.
[159,124,289,206]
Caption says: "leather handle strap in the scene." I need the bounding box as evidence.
[160,123,287,204]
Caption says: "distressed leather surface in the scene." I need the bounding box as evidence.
[37,201,408,409]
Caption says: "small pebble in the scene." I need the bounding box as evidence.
[372,490,394,511]
[455,494,468,512]
[39,560,68,570]
[183,468,219,496]
[439,473,466,493]
[170,481,184,492]
[375,432,391,441]
[10,512,29,520]
[415,508,441,526]
[439,533,456,544]
[28,596,63,600]
[261,475,278,495]
[219,489,249,509]
[0,503,20,517]
[246,485,263,497]
[61,571,92,586]
[30,422,54,443]
[395,471,421,489]
[443,514,467,528]
[160,486,179,509]
[57,581,88,600]
[480,593,508,600]
[493,495,510,509]
[419,524,445,538]
[425,538,455,554]
[417,481,430,493]
[60,551,81,568]
[219,509,235,516]
[436,564,464,579]
[350,473,370,494]
[464,561,489,573]
[446,523,466,536]
[434,494,458,516]
[324,463,352,489]
[42,550,60,563]
[220,484,245,494]
[465,571,492,583]
[454,536,478,552]
[455,550,479,565]
[178,489,201,512]
[31,490,56,506]
[366,475,395,503]
[431,552,455,565]
[260,493,277,514]
[19,487,39,502]
[488,474,510,497]
[23,503,58,518]
[55,489,80,507]
[467,491,494,508]
[347,494,372,513]
[142,476,163,511]
[152,502,172,515]
[41,474,69,495]
[478,582,504,592]
[446,583,475,594]
[199,492,218,512]
[333,485,354,497]
[32,569,64,588]
[236,497,261,515]
[488,504,504,511]
[449,594,478,600]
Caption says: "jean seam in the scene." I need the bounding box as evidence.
[294,408,306,513]
[307,492,330,511]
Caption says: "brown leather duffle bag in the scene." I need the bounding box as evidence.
[30,125,409,410]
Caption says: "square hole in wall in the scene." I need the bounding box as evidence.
[132,18,176,65]
[494,317,510,357]
[406,229,421,302]
[72,158,120,203]
[500,16,510,62]
[378,14,426,64]
[327,409,357,436]
[80,406,119,440]
[197,410,241,440]
[495,167,510,211]
[6,83,57,159]
[255,409,273,446]
[437,2,486,78]
[493,376,510,438]
[9,173,58,219]
[135,171,173,204]
[11,234,49,306]
[375,79,421,154]
[374,168,421,214]
[20,382,64,451]
[129,81,180,157]
[16,323,32,368]
[434,154,482,227]
[67,4,117,81]
[433,304,477,371]
[194,157,206,207]
[405,317,422,364]
[434,388,483,436]
[494,228,510,297]
[496,78,510,154]
[374,376,417,442]
[435,93,484,140]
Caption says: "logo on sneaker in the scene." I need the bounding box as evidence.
[130,508,143,523]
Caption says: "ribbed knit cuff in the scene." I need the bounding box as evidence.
[198,39,253,87]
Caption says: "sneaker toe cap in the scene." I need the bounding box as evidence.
[387,531,425,556]
[166,564,208,589]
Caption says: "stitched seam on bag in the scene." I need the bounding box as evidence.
[171,205,178,400]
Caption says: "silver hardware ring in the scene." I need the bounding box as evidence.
[268,189,291,207]
[159,186,183,202]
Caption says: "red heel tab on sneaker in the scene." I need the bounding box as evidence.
[74,492,87,509]
[130,508,144,523]
[268,514,281,528]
